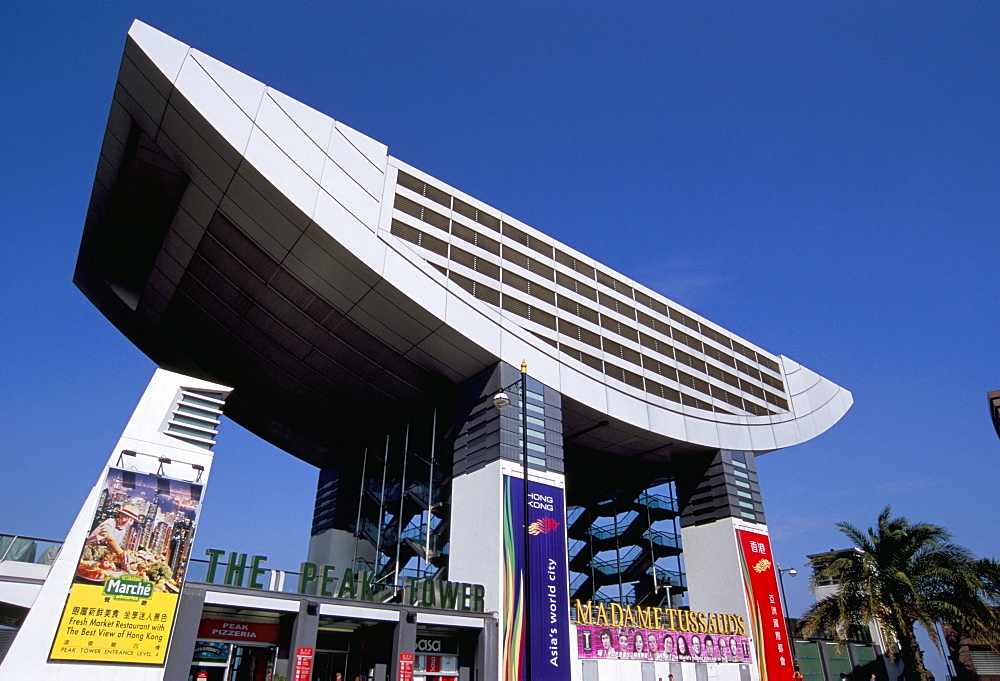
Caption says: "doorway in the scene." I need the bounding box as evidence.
[313,651,349,681]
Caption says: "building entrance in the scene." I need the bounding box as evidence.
[188,644,276,681]
[230,645,275,681]
[313,651,348,681]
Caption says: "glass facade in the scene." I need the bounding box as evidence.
[567,480,687,607]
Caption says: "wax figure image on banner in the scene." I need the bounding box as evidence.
[576,625,753,662]
[50,467,203,664]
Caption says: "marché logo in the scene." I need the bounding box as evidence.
[104,575,154,600]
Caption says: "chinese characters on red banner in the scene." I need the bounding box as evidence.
[399,652,414,681]
[293,646,313,681]
[736,529,792,681]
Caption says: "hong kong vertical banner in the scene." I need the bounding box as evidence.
[736,529,793,681]
[502,475,571,681]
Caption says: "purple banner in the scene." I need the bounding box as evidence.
[577,625,754,663]
[503,475,572,681]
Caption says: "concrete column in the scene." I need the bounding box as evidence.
[389,610,416,681]
[0,369,232,681]
[448,362,568,681]
[287,599,319,673]
[162,586,206,681]
[676,450,766,616]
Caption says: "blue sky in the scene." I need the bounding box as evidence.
[2,2,999,669]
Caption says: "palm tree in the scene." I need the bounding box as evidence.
[798,506,1000,681]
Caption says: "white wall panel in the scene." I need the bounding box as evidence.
[127,20,189,86]
[255,94,327,182]
[190,51,266,120]
[266,87,336,151]
[174,58,255,158]
[243,127,321,224]
[606,387,650,432]
[313,192,387,273]
[327,127,386,200]
[320,153,381,230]
[335,121,389,171]
[684,416,722,449]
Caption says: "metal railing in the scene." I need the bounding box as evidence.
[643,529,681,550]
[637,492,677,512]
[0,534,63,565]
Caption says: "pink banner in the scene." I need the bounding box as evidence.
[577,624,752,662]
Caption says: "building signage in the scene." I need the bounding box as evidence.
[574,600,746,633]
[399,652,414,681]
[415,637,457,654]
[203,548,486,612]
[193,641,231,662]
[197,618,280,644]
[502,475,571,681]
[736,529,791,681]
[293,646,314,681]
[576,625,751,662]
[574,600,752,662]
[49,468,202,664]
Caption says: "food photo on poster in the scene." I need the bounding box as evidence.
[49,467,203,664]
[73,468,201,590]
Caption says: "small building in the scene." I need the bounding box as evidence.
[788,550,898,681]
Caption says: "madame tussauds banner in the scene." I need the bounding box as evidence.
[574,600,752,662]
[49,468,203,664]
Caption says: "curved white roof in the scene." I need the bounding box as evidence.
[88,20,851,455]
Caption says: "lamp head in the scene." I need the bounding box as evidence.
[493,391,511,409]
[788,568,798,577]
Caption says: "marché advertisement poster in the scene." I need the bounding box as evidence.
[49,467,203,664]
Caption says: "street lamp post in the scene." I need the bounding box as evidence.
[777,563,798,671]
[777,564,798,621]
[494,361,532,681]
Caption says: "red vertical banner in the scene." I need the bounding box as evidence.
[293,646,313,681]
[399,652,414,681]
[736,529,792,681]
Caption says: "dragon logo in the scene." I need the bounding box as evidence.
[752,558,772,573]
[528,518,560,535]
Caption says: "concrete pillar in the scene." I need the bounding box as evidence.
[389,610,417,681]
[449,362,569,681]
[0,370,232,681]
[162,586,206,681]
[288,599,319,663]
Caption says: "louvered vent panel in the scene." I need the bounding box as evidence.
[970,651,1000,675]
[759,355,782,374]
[392,175,792,416]
[394,194,449,231]
[529,331,559,348]
[453,197,501,232]
[502,223,529,247]
[449,272,501,307]
[165,389,224,449]
[396,170,451,208]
